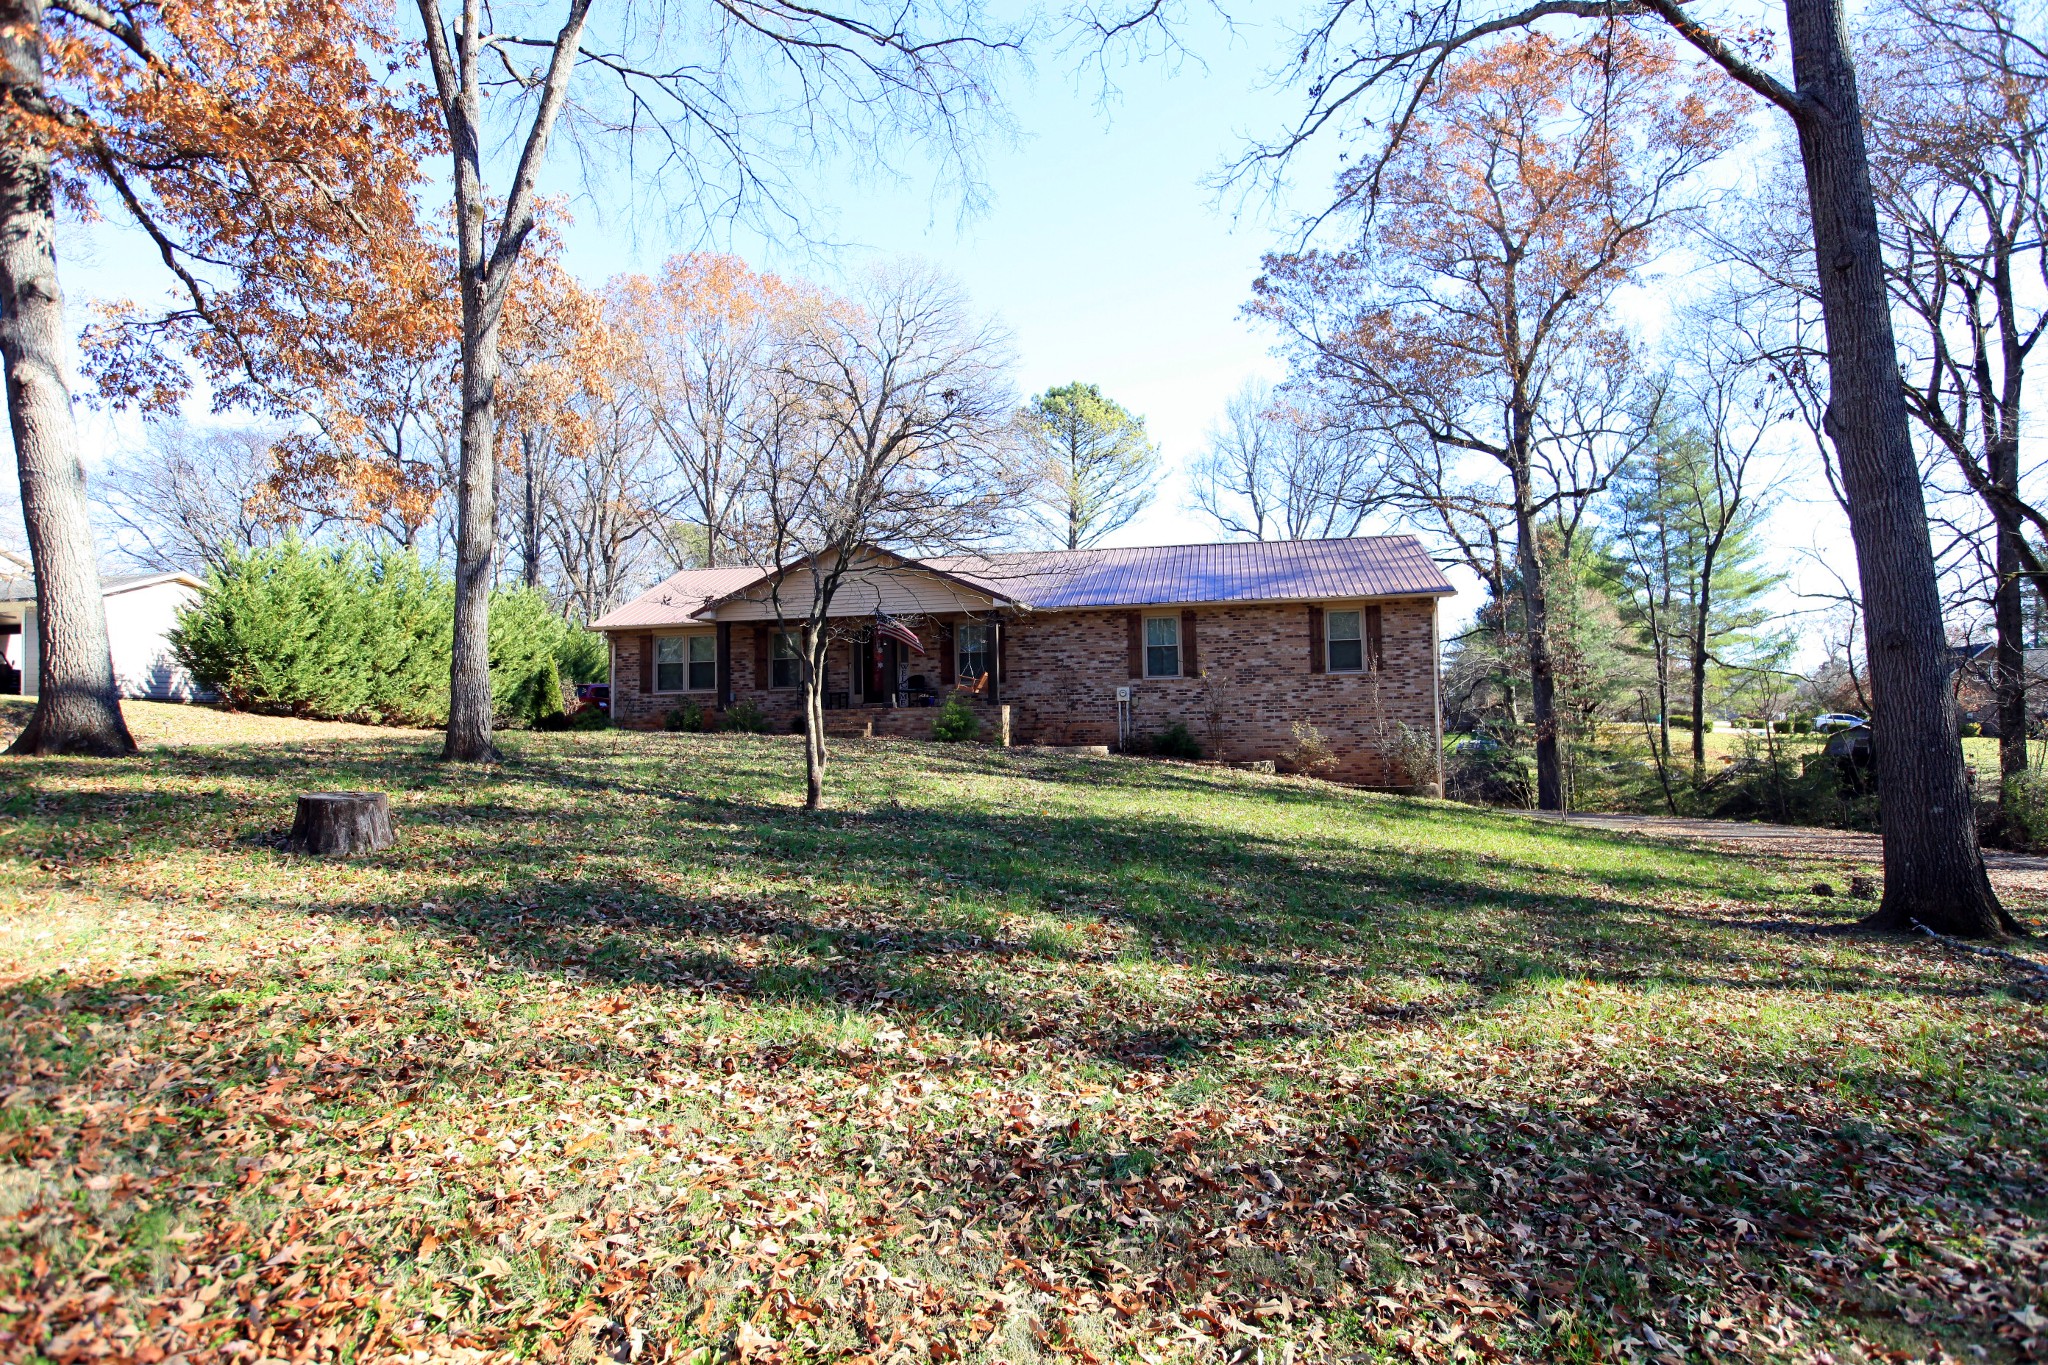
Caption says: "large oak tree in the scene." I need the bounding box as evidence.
[2,0,428,755]
[1218,0,2025,935]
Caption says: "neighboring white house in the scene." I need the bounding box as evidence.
[0,554,207,700]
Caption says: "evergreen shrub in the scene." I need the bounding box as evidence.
[171,541,571,727]
[1152,721,1203,760]
[556,628,609,683]
[2003,774,2048,850]
[720,701,768,734]
[931,693,979,742]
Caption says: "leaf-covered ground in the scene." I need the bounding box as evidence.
[1,701,2044,1365]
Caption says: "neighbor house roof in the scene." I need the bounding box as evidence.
[928,536,1455,610]
[0,569,203,604]
[589,566,770,630]
[590,536,1453,629]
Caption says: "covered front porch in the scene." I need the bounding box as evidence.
[816,695,1013,745]
[0,601,30,696]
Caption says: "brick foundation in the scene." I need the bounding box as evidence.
[604,598,1441,788]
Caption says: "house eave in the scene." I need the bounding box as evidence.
[593,586,1454,632]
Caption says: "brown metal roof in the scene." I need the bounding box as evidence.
[592,536,1453,629]
[929,535,1454,610]
[588,566,767,629]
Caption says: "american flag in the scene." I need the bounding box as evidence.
[873,613,926,655]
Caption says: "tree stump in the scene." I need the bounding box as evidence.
[286,792,395,856]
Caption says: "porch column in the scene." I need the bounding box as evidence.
[990,619,1002,705]
[716,621,732,707]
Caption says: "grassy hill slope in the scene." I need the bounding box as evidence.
[1,708,2043,1362]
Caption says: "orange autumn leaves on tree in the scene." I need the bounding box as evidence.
[608,253,812,567]
[503,251,617,463]
[1259,30,1744,409]
[250,243,790,551]
[260,222,615,546]
[1252,29,1745,814]
[32,0,448,540]
[43,0,443,412]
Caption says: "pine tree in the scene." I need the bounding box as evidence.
[1610,421,1784,783]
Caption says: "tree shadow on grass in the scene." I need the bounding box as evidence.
[4,736,2014,1024]
[891,1055,2047,1361]
[5,794,2042,1364]
[11,739,2026,1036]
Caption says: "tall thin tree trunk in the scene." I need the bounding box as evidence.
[417,0,588,764]
[443,285,504,763]
[1691,553,1716,786]
[1658,548,1674,764]
[1515,469,1561,811]
[0,0,133,758]
[1992,436,2027,795]
[1654,620,1671,763]
[1784,0,2016,936]
[522,427,542,591]
[802,639,827,810]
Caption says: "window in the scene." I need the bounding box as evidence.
[1326,610,1364,672]
[1144,615,1181,678]
[655,636,688,692]
[687,634,716,692]
[771,631,802,689]
[957,623,992,686]
[657,634,716,691]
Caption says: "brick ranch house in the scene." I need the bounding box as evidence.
[590,536,1455,788]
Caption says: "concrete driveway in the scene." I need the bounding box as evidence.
[1524,810,2048,893]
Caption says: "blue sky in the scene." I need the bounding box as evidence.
[542,6,1324,549]
[33,5,1865,650]
[44,6,1324,553]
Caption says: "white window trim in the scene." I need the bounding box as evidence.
[654,631,718,693]
[1324,608,1366,674]
[1144,614,1182,679]
[769,630,803,690]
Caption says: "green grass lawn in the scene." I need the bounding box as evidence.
[2,702,2045,1363]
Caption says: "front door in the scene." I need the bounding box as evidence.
[879,640,904,705]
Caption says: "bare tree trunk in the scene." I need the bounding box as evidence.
[1785,0,2016,936]
[1992,435,2027,793]
[0,0,133,758]
[1514,467,1561,811]
[1691,552,1716,786]
[802,639,827,810]
[416,0,590,765]
[521,427,542,591]
[443,293,503,762]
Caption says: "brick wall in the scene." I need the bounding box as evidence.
[1000,599,1440,788]
[610,624,823,731]
[604,597,1442,788]
[607,624,1004,738]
